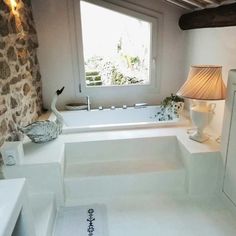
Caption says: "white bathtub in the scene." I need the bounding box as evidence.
[56,105,182,134]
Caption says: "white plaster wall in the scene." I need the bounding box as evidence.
[31,0,186,109]
[184,27,236,135]
[31,0,77,110]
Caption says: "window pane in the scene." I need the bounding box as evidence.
[80,1,151,87]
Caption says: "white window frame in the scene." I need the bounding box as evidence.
[69,0,163,95]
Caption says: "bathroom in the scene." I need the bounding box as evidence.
[1,0,236,235]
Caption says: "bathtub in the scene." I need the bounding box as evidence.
[56,105,183,134]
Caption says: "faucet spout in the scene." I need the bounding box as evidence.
[86,96,91,111]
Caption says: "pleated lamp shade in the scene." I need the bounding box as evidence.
[177,65,226,100]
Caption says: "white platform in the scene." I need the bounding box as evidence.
[1,126,224,236]
[66,193,236,236]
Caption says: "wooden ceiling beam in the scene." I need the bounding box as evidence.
[201,0,219,3]
[180,0,205,8]
[179,2,236,30]
[165,0,194,9]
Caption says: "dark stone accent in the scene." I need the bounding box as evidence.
[15,65,20,72]
[30,102,35,113]
[2,83,10,95]
[22,105,28,116]
[36,71,41,81]
[28,39,39,51]
[17,48,28,65]
[10,97,18,109]
[29,58,33,69]
[7,46,17,61]
[10,76,21,84]
[0,41,5,50]
[16,37,26,46]
[8,120,15,132]
[36,87,41,94]
[0,120,7,134]
[20,18,29,32]
[0,61,11,80]
[0,1,10,13]
[29,24,36,35]
[0,138,4,147]
[0,105,7,116]
[23,83,30,95]
[12,114,17,123]
[28,38,38,52]
[9,15,17,34]
[23,0,32,8]
[0,53,3,57]
[32,80,36,86]
[0,15,9,37]
[0,98,5,105]
[22,73,27,79]
[35,54,38,64]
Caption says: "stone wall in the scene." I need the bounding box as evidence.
[0,0,43,157]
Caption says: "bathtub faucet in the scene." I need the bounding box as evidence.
[134,103,147,108]
[86,96,91,111]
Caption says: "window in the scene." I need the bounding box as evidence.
[76,0,160,89]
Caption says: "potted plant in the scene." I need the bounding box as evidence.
[156,94,184,121]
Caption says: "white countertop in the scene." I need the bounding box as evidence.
[22,138,64,165]
[0,178,26,236]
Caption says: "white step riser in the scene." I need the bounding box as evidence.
[65,170,186,200]
[65,136,180,164]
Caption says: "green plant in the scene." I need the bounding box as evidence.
[161,94,184,108]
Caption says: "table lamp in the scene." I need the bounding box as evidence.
[177,65,226,142]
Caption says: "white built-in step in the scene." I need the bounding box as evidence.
[66,159,183,177]
[29,193,57,236]
[65,163,186,200]
[64,136,187,201]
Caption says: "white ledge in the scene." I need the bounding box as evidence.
[18,126,220,166]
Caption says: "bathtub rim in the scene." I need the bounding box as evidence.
[62,118,188,134]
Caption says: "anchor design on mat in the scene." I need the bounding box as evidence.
[87,208,95,236]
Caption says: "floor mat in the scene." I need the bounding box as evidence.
[53,204,108,236]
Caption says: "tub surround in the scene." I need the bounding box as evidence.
[3,126,221,203]
[2,126,225,236]
[0,0,43,159]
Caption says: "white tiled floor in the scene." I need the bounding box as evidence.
[66,193,236,236]
[53,204,108,236]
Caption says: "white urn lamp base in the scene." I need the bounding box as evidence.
[189,130,209,143]
[189,101,211,143]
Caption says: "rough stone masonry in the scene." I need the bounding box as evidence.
[0,0,43,165]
